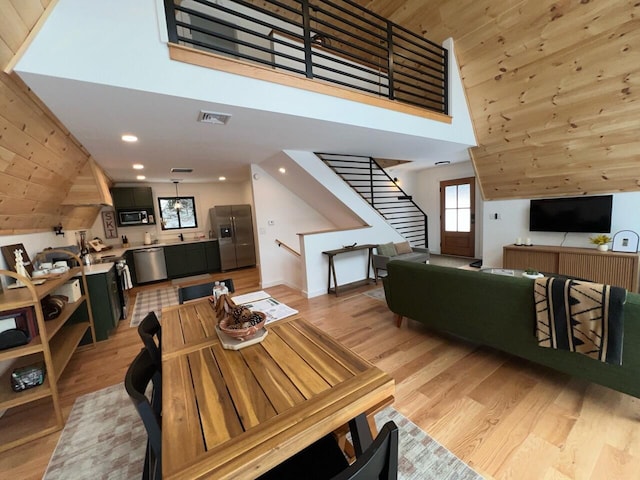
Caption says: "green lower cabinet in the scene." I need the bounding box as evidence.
[205,241,221,272]
[164,244,189,278]
[84,265,121,341]
[164,241,221,279]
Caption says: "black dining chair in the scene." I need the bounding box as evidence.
[125,348,162,480]
[258,417,398,480]
[177,279,235,304]
[137,312,162,417]
[137,311,161,370]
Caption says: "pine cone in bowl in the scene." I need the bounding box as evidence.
[219,311,267,341]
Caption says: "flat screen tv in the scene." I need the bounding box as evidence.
[529,195,613,233]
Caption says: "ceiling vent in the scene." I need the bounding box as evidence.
[171,168,193,173]
[198,110,232,125]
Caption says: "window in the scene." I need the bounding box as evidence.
[444,184,471,233]
[158,197,198,230]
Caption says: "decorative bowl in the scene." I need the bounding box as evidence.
[219,311,267,341]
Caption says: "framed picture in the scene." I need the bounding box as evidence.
[612,230,639,253]
[1,243,34,276]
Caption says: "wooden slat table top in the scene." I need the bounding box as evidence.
[162,298,229,358]
[162,301,395,480]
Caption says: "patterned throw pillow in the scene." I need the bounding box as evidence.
[395,242,412,254]
[377,242,397,256]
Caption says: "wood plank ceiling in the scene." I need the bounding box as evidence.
[358,0,640,200]
[0,0,105,235]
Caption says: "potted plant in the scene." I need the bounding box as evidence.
[522,268,543,279]
[589,234,612,252]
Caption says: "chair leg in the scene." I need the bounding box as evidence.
[394,314,404,328]
[348,414,374,456]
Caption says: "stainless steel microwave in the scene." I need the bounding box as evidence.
[118,210,149,226]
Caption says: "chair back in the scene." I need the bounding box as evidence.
[178,282,216,304]
[178,279,236,304]
[125,348,162,480]
[138,312,161,370]
[332,421,399,480]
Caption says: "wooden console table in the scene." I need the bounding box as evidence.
[323,244,376,296]
[503,244,639,291]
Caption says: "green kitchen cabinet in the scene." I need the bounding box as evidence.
[84,265,121,341]
[164,241,220,279]
[111,187,154,209]
[205,241,220,272]
[164,244,189,278]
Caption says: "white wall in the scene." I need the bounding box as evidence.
[408,161,483,257]
[286,151,406,297]
[481,192,640,267]
[250,164,337,290]
[89,180,252,247]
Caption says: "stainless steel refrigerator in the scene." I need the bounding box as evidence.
[209,205,256,270]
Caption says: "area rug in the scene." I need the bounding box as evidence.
[44,384,483,480]
[364,288,386,302]
[43,384,145,480]
[130,286,179,327]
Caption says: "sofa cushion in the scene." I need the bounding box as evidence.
[377,242,397,256]
[395,241,412,254]
[395,252,428,263]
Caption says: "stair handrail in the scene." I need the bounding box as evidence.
[275,239,301,257]
[368,157,428,247]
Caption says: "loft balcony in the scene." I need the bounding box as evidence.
[14,0,475,186]
[163,0,449,119]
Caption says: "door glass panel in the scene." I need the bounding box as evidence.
[445,210,457,231]
[445,185,457,208]
[458,184,470,208]
[458,208,471,232]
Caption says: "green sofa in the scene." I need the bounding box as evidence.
[382,261,640,398]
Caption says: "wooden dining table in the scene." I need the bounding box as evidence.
[161,298,395,480]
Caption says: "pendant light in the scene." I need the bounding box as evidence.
[173,180,182,210]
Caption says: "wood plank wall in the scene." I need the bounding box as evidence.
[0,0,100,234]
[358,0,640,200]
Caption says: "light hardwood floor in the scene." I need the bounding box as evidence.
[0,267,638,479]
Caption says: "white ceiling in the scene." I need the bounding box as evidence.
[17,72,473,185]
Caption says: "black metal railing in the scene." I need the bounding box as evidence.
[163,0,448,115]
[319,153,428,248]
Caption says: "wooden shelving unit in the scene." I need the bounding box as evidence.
[0,249,96,453]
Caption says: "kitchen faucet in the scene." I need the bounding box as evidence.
[178,233,184,241]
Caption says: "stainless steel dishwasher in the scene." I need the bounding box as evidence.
[133,247,167,283]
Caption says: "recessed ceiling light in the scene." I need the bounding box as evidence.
[218,176,226,181]
[279,167,286,174]
[121,134,138,143]
[136,175,146,180]
[133,164,144,170]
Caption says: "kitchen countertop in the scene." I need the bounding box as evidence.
[76,262,115,276]
[93,238,218,262]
